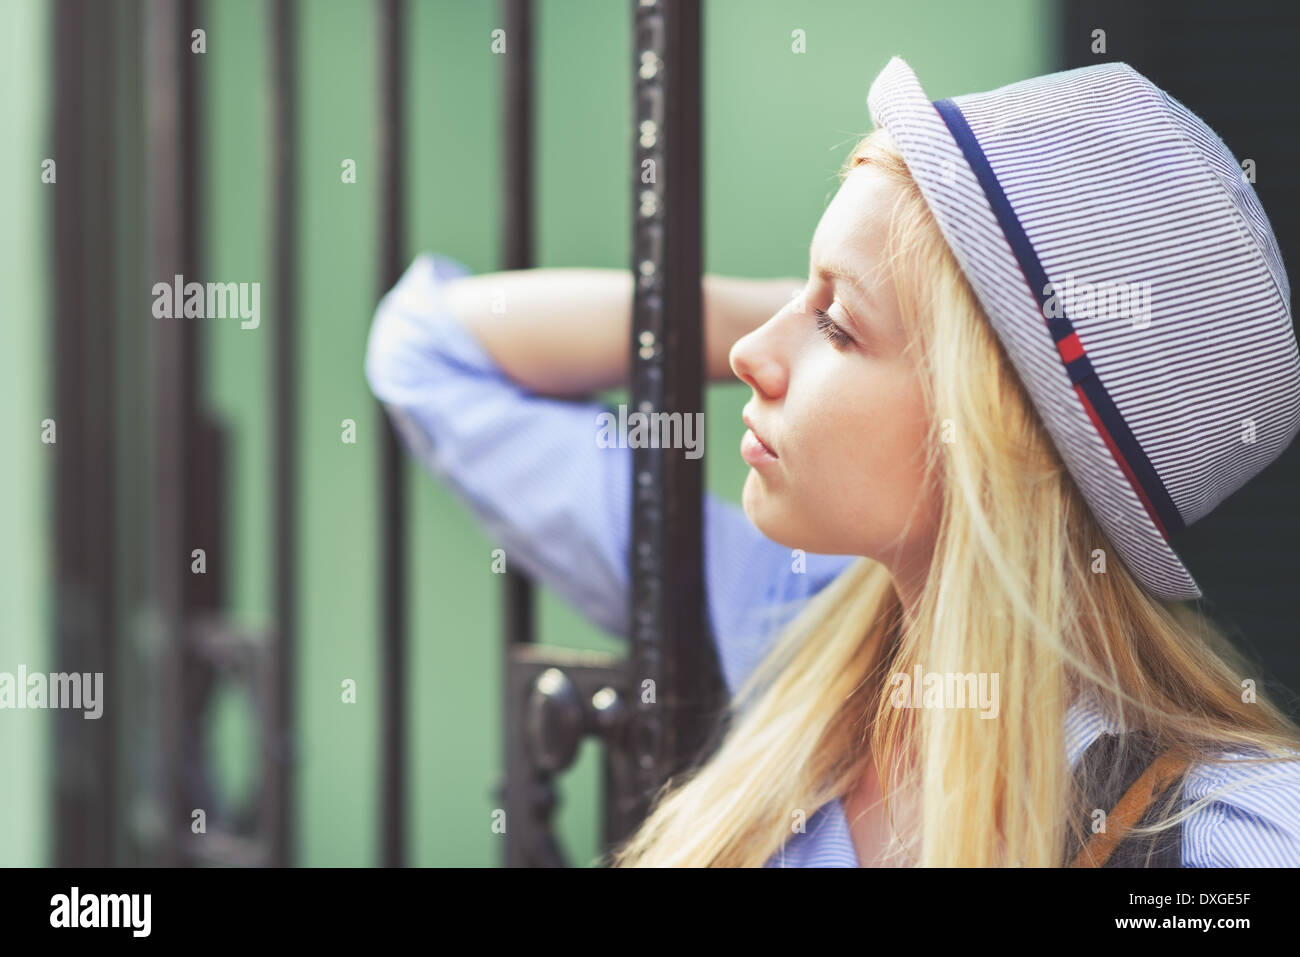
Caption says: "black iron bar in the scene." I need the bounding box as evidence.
[377,0,409,869]
[269,0,298,868]
[51,0,116,868]
[144,0,198,868]
[625,0,726,830]
[500,0,538,868]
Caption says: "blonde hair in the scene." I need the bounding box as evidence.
[608,127,1300,868]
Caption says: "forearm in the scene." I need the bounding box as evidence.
[444,268,802,397]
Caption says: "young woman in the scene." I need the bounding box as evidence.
[365,58,1300,867]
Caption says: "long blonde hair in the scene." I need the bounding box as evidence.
[608,127,1300,868]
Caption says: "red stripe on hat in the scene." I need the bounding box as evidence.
[1056,332,1084,364]
[1073,383,1172,542]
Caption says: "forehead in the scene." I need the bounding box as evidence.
[809,165,897,295]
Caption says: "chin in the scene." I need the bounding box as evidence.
[743,474,865,556]
[741,473,800,548]
[740,470,766,523]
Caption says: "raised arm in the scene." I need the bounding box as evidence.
[364,253,854,693]
[443,267,804,396]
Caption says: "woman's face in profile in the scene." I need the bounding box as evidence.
[729,164,941,590]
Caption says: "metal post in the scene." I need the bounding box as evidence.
[50,0,116,868]
[499,0,541,869]
[377,0,409,869]
[626,0,727,826]
[145,0,198,868]
[269,0,299,868]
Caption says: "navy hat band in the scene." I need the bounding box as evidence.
[931,96,1185,541]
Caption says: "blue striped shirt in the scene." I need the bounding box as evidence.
[365,252,1300,868]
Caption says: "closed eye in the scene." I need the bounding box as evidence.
[813,306,854,349]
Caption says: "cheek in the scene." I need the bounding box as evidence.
[806,369,933,526]
[871,383,931,486]
[744,356,937,556]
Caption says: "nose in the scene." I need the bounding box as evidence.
[729,313,790,399]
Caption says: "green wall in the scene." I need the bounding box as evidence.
[0,0,51,869]
[0,0,1052,867]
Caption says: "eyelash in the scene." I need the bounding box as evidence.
[812,305,854,349]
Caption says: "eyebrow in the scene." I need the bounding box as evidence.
[814,260,869,293]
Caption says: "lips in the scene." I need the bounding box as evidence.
[742,411,778,458]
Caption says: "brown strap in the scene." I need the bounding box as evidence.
[1069,749,1190,868]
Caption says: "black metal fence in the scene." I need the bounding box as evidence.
[50,0,727,868]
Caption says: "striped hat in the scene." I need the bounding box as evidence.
[866,56,1300,601]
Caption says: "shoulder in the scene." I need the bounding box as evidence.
[1181,747,1300,867]
[1064,695,1300,866]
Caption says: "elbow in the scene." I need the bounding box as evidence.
[364,289,424,406]
[364,252,480,407]
[364,255,430,402]
[363,301,397,403]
